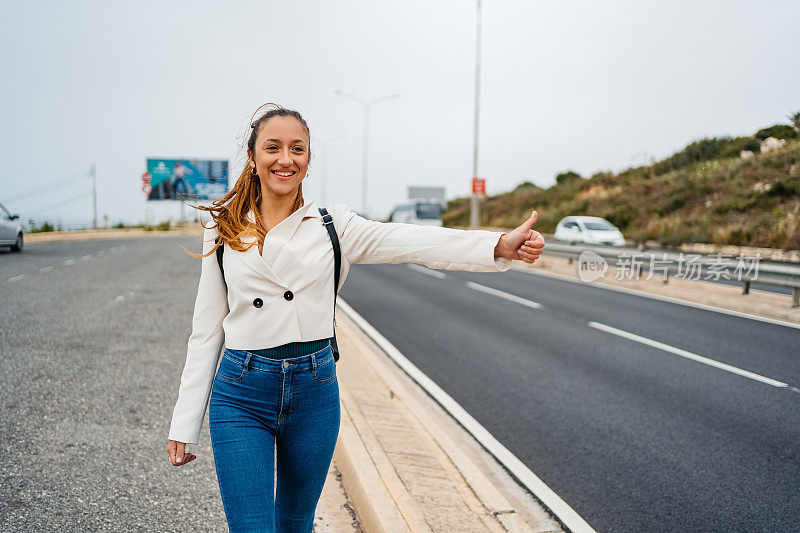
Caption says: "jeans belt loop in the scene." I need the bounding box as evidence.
[243,352,252,371]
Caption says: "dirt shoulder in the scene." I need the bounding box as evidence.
[24,225,205,243]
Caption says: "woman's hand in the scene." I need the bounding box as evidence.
[494,210,545,264]
[168,440,196,466]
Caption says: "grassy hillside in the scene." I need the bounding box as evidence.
[444,134,800,250]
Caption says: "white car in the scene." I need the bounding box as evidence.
[554,216,625,246]
[0,201,23,252]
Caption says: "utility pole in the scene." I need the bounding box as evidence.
[470,0,482,228]
[334,90,399,216]
[91,163,97,229]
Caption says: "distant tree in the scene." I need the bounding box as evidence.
[515,181,539,190]
[754,124,798,141]
[555,170,582,185]
[28,219,55,233]
[718,136,761,158]
[789,111,800,132]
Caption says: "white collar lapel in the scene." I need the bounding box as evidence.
[237,197,320,285]
[236,224,286,287]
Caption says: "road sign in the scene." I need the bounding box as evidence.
[142,183,153,195]
[472,177,486,195]
[141,171,151,183]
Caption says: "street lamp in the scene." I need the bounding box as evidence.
[334,90,400,216]
[471,0,482,228]
[313,134,346,206]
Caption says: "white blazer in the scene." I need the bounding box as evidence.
[168,196,511,444]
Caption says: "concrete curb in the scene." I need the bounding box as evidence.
[332,305,562,532]
[334,399,412,532]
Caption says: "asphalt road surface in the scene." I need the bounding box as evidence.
[0,236,227,531]
[339,262,800,533]
[3,236,798,532]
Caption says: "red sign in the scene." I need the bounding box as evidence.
[472,177,486,195]
[141,171,151,183]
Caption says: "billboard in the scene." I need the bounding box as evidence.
[145,158,229,201]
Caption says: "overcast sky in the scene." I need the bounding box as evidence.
[1,0,798,228]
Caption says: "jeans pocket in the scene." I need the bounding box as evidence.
[312,354,337,384]
[216,353,247,383]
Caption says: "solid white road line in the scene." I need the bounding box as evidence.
[38,266,54,273]
[510,264,800,331]
[588,321,789,388]
[407,264,446,279]
[8,275,24,282]
[466,281,543,309]
[338,298,596,533]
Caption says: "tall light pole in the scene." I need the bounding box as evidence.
[90,163,97,229]
[470,0,482,228]
[334,90,399,216]
[314,134,346,206]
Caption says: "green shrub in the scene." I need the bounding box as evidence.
[755,124,798,141]
[767,179,799,197]
[555,170,582,185]
[658,225,697,247]
[28,220,55,233]
[606,204,638,229]
[654,137,731,175]
[718,136,760,158]
[514,181,539,191]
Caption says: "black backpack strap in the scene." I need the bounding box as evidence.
[215,236,226,289]
[319,207,341,361]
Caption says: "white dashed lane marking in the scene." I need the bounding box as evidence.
[588,321,790,388]
[8,275,24,282]
[466,281,543,309]
[38,266,54,273]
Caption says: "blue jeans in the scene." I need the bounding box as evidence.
[209,343,340,532]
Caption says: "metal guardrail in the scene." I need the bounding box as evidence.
[541,241,800,308]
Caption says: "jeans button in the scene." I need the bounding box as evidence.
[283,361,289,368]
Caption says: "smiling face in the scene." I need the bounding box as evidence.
[247,115,310,202]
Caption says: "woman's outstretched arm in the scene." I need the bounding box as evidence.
[336,205,545,271]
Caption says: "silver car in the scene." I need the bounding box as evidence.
[0,201,23,252]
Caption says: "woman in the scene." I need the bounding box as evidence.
[167,104,545,532]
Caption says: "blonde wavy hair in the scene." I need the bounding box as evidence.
[184,103,311,259]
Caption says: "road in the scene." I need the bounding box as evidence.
[0,236,227,531]
[339,262,800,532]
[3,236,798,532]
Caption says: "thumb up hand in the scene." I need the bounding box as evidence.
[493,210,545,263]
